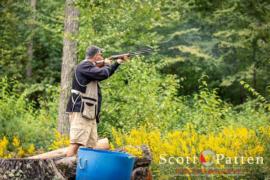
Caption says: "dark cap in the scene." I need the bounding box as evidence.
[86,45,103,58]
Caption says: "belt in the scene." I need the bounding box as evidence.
[71,89,82,111]
[71,89,81,95]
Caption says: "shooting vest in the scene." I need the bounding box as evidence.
[80,81,98,120]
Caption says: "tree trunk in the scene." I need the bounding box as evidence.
[26,0,36,78]
[252,39,257,90]
[58,0,79,134]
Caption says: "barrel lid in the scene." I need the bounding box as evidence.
[79,147,135,158]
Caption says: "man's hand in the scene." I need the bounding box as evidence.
[116,55,129,64]
[122,55,129,61]
[104,58,112,65]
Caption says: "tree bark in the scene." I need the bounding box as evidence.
[26,0,36,78]
[0,158,65,180]
[58,0,79,134]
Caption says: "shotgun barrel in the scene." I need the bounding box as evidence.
[95,48,153,65]
[109,48,153,60]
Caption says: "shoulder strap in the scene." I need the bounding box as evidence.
[74,59,88,87]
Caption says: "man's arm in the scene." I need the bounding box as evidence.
[79,62,120,81]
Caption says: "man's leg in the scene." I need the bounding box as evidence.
[68,112,87,157]
[66,143,80,157]
[94,138,110,150]
[86,120,99,149]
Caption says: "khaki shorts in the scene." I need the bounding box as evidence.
[69,112,98,148]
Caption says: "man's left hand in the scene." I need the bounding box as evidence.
[104,58,112,65]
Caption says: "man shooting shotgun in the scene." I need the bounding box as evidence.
[65,45,151,156]
[65,45,129,156]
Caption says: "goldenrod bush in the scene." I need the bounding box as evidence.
[111,125,270,177]
[48,130,69,150]
[0,131,69,158]
[0,136,35,158]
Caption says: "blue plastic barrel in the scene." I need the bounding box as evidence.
[76,147,135,180]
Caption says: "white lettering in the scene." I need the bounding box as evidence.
[186,156,191,164]
[256,157,264,164]
[247,157,254,164]
[168,157,176,164]
[234,157,239,164]
[240,156,245,164]
[193,156,198,164]
[225,157,232,164]
[160,154,263,166]
[159,154,167,165]
[216,154,224,164]
[176,157,184,164]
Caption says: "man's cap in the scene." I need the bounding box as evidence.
[86,45,104,58]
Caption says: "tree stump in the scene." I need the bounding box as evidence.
[0,158,65,180]
[116,145,153,180]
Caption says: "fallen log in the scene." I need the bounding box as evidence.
[27,147,67,159]
[0,144,152,180]
[28,138,110,159]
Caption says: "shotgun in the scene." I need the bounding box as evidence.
[95,48,153,65]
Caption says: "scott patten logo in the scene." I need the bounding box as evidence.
[199,149,215,167]
[159,149,263,166]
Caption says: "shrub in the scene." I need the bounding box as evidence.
[0,136,35,158]
[0,77,59,149]
[99,58,182,136]
[111,125,270,178]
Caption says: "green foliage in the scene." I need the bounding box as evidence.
[0,1,28,79]
[157,0,270,104]
[184,75,231,133]
[0,0,64,83]
[77,0,163,58]
[99,58,181,136]
[169,75,269,133]
[0,77,59,148]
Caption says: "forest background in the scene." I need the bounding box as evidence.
[0,0,269,178]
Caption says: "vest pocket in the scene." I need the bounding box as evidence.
[81,99,96,120]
